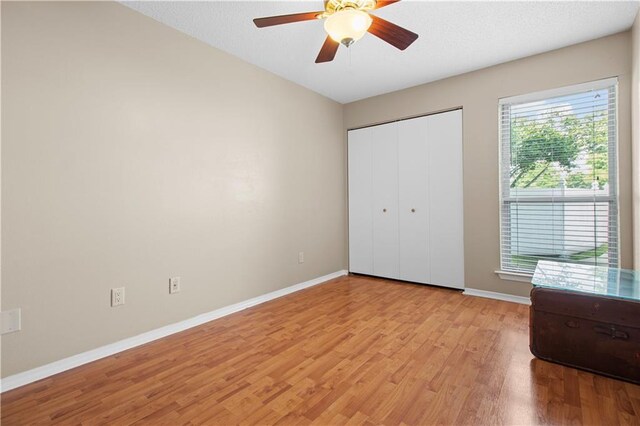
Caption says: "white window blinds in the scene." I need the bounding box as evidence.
[499,78,618,274]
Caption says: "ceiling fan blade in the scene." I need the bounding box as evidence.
[253,11,323,28]
[315,36,340,63]
[368,15,418,50]
[373,0,401,9]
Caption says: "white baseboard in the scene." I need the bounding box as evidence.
[1,270,348,393]
[463,288,531,305]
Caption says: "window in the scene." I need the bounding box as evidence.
[499,78,618,275]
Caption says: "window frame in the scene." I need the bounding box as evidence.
[497,77,620,279]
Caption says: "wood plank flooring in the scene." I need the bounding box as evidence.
[3,275,640,425]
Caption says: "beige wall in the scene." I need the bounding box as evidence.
[633,11,640,269]
[345,32,633,298]
[1,2,346,377]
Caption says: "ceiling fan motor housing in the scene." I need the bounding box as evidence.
[324,0,377,16]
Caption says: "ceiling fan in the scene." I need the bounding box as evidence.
[253,0,418,63]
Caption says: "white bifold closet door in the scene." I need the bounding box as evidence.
[371,123,399,279]
[427,110,464,289]
[347,126,374,275]
[398,116,430,284]
[348,109,464,289]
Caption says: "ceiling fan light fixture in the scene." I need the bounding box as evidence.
[324,9,372,47]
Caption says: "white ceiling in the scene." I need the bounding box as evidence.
[123,1,640,104]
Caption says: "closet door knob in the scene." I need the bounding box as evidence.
[411,208,416,213]
[383,208,387,213]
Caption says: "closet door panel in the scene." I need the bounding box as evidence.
[398,117,430,284]
[348,127,374,275]
[371,123,400,279]
[427,110,464,289]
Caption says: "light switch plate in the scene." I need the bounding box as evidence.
[1,309,21,334]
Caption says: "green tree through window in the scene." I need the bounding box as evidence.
[510,111,608,190]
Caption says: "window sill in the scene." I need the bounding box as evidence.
[495,270,533,283]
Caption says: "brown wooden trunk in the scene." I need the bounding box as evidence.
[530,286,640,384]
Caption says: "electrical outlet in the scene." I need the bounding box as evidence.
[298,251,305,264]
[111,287,125,307]
[0,308,21,334]
[169,277,181,294]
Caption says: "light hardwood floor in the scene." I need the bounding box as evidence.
[2,275,640,425]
